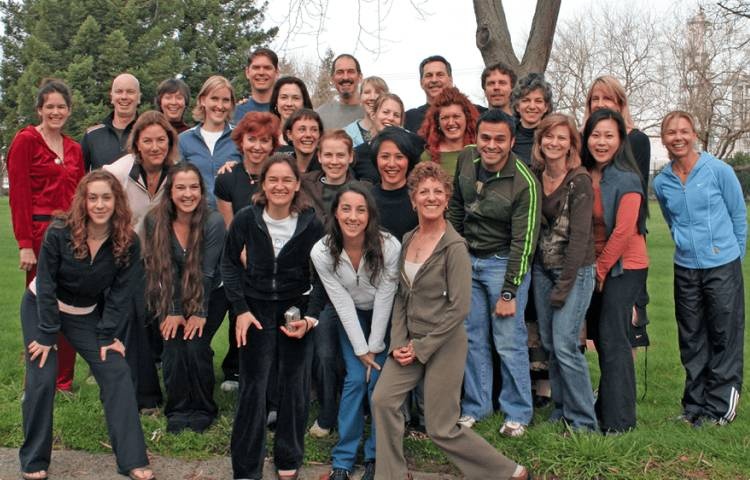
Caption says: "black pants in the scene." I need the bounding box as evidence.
[231,296,313,479]
[162,287,228,432]
[222,312,240,381]
[312,303,342,429]
[674,258,744,423]
[19,291,148,475]
[587,269,646,432]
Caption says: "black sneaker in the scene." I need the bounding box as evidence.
[321,468,350,480]
[361,460,375,480]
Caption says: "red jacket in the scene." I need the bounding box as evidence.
[8,125,84,250]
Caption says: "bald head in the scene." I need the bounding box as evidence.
[110,73,141,120]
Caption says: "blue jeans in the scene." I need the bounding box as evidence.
[332,309,387,470]
[461,254,533,424]
[533,264,598,431]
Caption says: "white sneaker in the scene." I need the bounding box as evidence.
[308,419,331,438]
[499,420,526,437]
[220,380,239,392]
[457,415,476,428]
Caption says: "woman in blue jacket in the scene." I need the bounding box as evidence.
[653,110,746,426]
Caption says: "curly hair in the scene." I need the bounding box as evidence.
[57,170,134,266]
[143,163,209,320]
[419,87,479,164]
[531,113,582,173]
[324,182,385,285]
[510,73,553,122]
[407,161,453,200]
[231,111,280,151]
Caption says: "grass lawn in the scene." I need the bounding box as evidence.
[0,196,748,479]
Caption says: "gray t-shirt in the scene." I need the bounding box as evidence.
[315,100,365,130]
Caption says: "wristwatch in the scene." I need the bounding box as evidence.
[501,291,515,302]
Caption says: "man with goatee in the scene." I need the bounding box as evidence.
[315,54,364,130]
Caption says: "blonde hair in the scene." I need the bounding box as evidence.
[531,113,582,172]
[361,76,389,95]
[584,75,635,131]
[192,75,236,122]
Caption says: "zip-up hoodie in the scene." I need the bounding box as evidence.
[653,151,747,269]
[389,223,471,364]
[221,204,323,315]
[179,123,241,209]
[447,145,541,295]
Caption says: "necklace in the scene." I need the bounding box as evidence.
[38,126,64,164]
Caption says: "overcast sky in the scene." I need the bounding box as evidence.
[262,0,678,109]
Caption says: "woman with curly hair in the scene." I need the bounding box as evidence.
[418,86,479,177]
[143,163,226,434]
[510,73,553,165]
[19,170,153,480]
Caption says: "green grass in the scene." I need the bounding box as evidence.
[0,196,748,479]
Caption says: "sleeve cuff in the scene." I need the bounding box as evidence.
[36,332,57,347]
[18,240,34,249]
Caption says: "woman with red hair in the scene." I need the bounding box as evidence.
[19,170,153,480]
[418,87,479,177]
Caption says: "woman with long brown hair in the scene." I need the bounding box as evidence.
[19,170,153,480]
[143,163,226,434]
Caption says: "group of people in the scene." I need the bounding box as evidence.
[7,45,745,480]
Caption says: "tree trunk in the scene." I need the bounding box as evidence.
[473,0,561,76]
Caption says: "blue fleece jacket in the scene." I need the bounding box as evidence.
[178,123,241,209]
[653,151,747,269]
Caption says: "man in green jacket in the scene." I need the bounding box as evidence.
[447,109,540,437]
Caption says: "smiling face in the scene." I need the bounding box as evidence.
[438,104,467,143]
[160,91,187,123]
[373,99,403,131]
[360,83,383,117]
[661,116,698,161]
[242,132,274,168]
[587,118,621,168]
[516,88,548,128]
[476,121,514,172]
[421,61,453,103]
[376,140,409,190]
[86,180,115,227]
[589,84,620,114]
[136,124,170,169]
[541,124,572,164]
[38,92,71,132]
[199,86,232,129]
[412,177,448,222]
[484,70,513,110]
[245,54,279,95]
[171,170,202,215]
[332,57,362,100]
[287,117,320,156]
[335,191,369,242]
[263,161,300,211]
[110,74,140,118]
[319,138,353,185]
[277,83,304,122]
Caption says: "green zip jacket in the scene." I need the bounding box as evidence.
[447,145,541,295]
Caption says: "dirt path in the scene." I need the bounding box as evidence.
[0,447,459,479]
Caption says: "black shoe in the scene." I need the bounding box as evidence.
[361,460,375,480]
[166,419,188,434]
[320,468,350,480]
[534,394,551,408]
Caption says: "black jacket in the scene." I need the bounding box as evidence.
[81,113,136,171]
[221,204,323,314]
[34,220,140,346]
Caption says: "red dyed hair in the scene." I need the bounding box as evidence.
[231,111,281,151]
[58,170,134,266]
[418,87,479,165]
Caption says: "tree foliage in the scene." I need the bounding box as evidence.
[0,0,277,152]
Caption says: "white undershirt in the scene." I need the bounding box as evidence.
[262,210,298,257]
[200,128,222,155]
[403,260,423,285]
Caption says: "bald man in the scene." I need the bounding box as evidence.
[81,73,142,171]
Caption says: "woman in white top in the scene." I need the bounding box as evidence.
[311,182,400,480]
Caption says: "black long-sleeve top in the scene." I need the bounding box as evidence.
[221,204,324,316]
[145,210,226,318]
[33,220,140,347]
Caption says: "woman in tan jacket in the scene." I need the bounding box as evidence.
[371,162,530,480]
